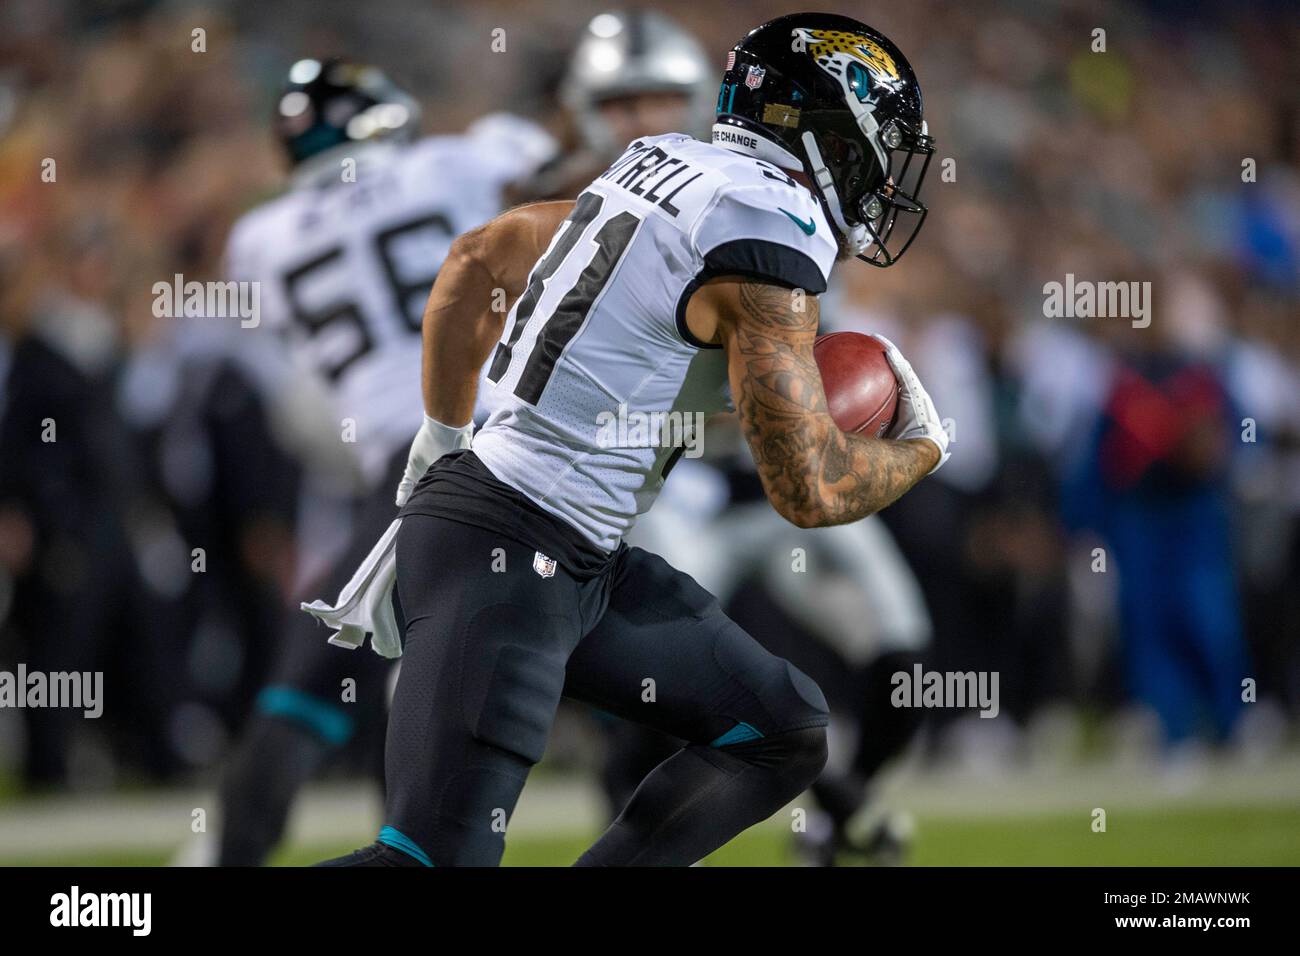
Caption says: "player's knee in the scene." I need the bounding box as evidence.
[780,660,830,728]
[772,725,828,790]
[776,723,830,794]
[723,725,827,799]
[713,658,829,786]
[750,657,830,735]
[462,607,572,765]
[714,625,830,730]
[755,661,829,790]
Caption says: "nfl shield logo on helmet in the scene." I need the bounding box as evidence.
[745,65,766,89]
[533,552,557,578]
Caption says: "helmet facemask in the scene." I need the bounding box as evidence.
[801,62,934,266]
[847,116,934,267]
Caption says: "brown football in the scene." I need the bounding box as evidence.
[813,331,900,437]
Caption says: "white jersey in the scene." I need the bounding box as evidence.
[225,119,553,487]
[474,133,838,550]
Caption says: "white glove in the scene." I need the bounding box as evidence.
[395,414,474,506]
[871,334,950,474]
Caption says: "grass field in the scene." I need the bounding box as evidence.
[4,804,1299,867]
[3,753,1298,866]
[290,804,1300,867]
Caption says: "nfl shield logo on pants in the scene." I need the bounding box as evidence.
[533,552,557,578]
[745,65,765,89]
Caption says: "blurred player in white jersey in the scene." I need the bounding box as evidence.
[520,9,714,201]
[208,58,554,865]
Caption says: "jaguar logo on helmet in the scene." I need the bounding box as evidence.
[795,27,904,94]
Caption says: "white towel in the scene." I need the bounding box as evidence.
[301,517,405,659]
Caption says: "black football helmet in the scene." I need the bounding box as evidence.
[274,57,420,166]
[714,13,934,267]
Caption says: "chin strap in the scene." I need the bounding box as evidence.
[800,131,871,256]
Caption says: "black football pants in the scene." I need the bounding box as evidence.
[381,513,829,866]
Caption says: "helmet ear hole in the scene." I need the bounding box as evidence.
[882,120,903,150]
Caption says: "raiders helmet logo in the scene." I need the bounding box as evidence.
[533,552,557,578]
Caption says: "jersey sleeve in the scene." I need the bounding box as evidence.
[692,180,837,295]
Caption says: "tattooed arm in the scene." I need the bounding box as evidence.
[691,277,940,528]
[421,200,572,424]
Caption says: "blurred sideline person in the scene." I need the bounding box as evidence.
[1063,305,1251,750]
[0,232,189,785]
[207,58,555,865]
[0,222,291,786]
[317,13,948,867]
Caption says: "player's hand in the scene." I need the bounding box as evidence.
[871,334,950,474]
[395,415,474,506]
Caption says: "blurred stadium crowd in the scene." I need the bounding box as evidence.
[0,0,1297,794]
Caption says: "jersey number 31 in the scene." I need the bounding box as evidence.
[487,192,642,405]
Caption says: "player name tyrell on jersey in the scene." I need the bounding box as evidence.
[596,140,705,218]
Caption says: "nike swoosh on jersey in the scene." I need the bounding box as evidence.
[780,208,816,235]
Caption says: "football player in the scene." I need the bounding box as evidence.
[558,10,934,865]
[320,13,948,867]
[519,9,714,201]
[210,58,555,865]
